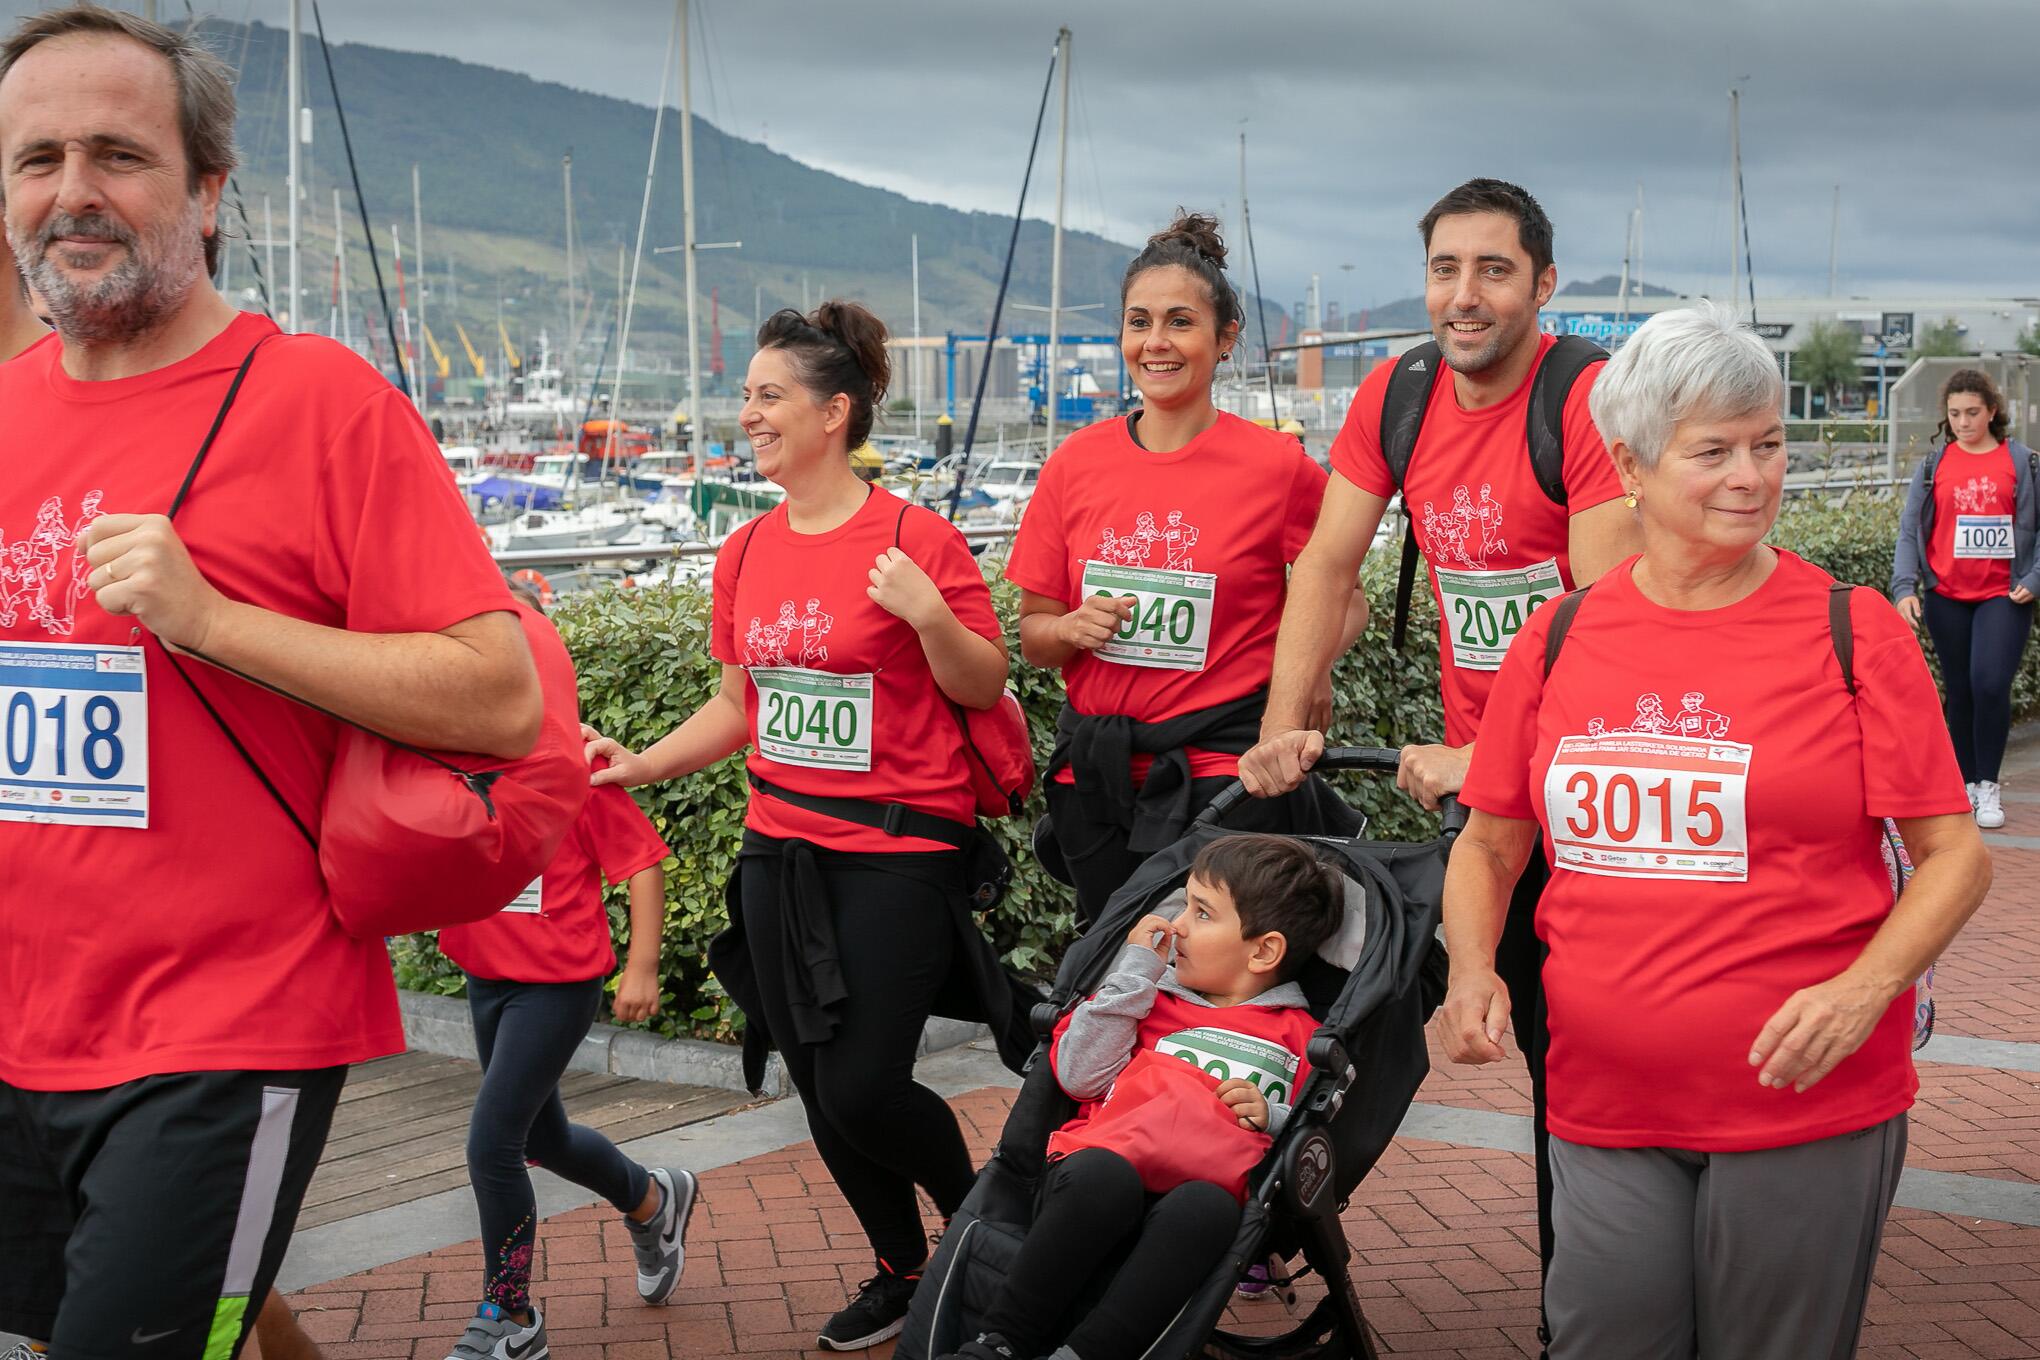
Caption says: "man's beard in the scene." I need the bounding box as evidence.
[7,197,206,344]
[1432,308,1535,377]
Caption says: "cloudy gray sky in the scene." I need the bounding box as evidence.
[13,0,2038,314]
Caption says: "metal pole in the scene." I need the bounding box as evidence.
[1044,26,1070,452]
[412,163,427,412]
[912,232,923,443]
[287,0,302,331]
[263,194,275,321]
[333,188,350,347]
[681,0,702,485]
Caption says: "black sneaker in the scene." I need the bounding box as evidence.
[935,1332,1019,1360]
[816,1259,922,1351]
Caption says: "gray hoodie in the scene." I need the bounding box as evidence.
[1052,941,1314,1138]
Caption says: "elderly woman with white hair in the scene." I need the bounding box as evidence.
[1438,304,1990,1359]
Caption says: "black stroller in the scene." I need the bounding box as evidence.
[898,748,1458,1360]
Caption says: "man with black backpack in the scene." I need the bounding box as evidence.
[1238,178,1637,1349]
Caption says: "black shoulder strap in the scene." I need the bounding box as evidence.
[1382,342,1444,653]
[1829,581,1857,695]
[1542,585,1592,678]
[1525,335,1607,508]
[894,499,910,549]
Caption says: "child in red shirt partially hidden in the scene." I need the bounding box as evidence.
[938,834,1342,1360]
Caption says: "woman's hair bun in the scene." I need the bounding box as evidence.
[755,300,892,449]
[809,299,891,406]
[1148,210,1227,270]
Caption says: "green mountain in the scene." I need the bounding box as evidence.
[203,18,1142,399]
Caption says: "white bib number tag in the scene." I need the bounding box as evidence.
[1954,514,2014,560]
[0,642,149,829]
[750,667,874,771]
[1434,558,1563,671]
[1544,733,1751,882]
[1078,560,1217,671]
[1153,1026,1302,1107]
[502,877,543,914]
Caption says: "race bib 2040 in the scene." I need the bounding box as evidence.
[1545,732,1751,882]
[1078,560,1217,671]
[1153,1025,1303,1106]
[0,641,149,828]
[749,667,874,771]
[1434,557,1563,672]
[1954,514,2015,560]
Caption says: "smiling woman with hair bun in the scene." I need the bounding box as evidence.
[1004,210,1370,930]
[581,299,1025,1353]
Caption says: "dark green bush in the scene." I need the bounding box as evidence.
[393,495,2001,1037]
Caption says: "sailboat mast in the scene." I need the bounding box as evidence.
[287,0,302,331]
[912,232,923,443]
[412,164,427,413]
[1043,26,1071,453]
[1728,87,1742,311]
[1828,183,1840,298]
[564,152,578,402]
[333,187,350,347]
[681,0,703,485]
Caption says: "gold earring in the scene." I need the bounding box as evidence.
[1624,493,1638,509]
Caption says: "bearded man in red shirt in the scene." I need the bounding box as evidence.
[0,10,542,1359]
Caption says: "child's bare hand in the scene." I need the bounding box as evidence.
[1215,1078,1269,1131]
[1126,912,1181,959]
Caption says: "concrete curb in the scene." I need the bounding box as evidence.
[398,990,986,1099]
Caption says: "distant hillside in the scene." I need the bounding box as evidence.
[200,18,1152,396]
[1556,275,1678,298]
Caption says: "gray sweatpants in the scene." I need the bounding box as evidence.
[1546,1115,1907,1360]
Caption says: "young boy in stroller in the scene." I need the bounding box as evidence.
[936,834,1343,1360]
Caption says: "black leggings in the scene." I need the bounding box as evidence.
[1922,591,2034,783]
[465,975,650,1311]
[979,1148,1241,1360]
[738,852,976,1270]
[1043,773,1305,930]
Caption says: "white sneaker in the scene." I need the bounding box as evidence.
[1976,781,2005,829]
[445,1304,546,1360]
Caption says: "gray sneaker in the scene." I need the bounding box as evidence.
[444,1305,546,1360]
[624,1167,698,1304]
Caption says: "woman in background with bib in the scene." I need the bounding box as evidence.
[584,303,1008,1352]
[1892,368,2040,829]
[1006,212,1367,927]
[1443,306,1989,1360]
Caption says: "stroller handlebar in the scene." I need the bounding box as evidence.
[1197,745,1469,836]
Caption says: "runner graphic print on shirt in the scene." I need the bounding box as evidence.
[1096,510,1198,572]
[0,491,103,637]
[1547,690,1750,883]
[1424,479,1561,672]
[1424,483,1510,571]
[1952,476,2000,515]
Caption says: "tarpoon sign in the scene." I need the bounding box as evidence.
[1540,313,1645,346]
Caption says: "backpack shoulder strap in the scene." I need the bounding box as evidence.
[894,498,911,550]
[1378,341,1444,495]
[1543,585,1592,679]
[1525,335,1607,508]
[1829,581,1857,695]
[1381,342,1444,652]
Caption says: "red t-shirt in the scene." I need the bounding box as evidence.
[1927,442,2017,602]
[710,486,1002,853]
[0,312,516,1090]
[439,613,669,984]
[1005,412,1327,782]
[1329,335,1623,746]
[1459,551,1969,1151]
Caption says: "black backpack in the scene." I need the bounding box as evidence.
[1380,334,1607,649]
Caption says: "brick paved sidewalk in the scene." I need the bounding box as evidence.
[284,770,2040,1360]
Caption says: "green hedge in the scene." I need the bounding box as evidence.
[393,493,2003,1039]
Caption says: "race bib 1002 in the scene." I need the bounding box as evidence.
[1434,558,1563,672]
[1954,514,2015,560]
[749,667,874,771]
[1544,732,1751,882]
[1078,560,1217,671]
[1152,1025,1303,1107]
[0,642,149,829]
